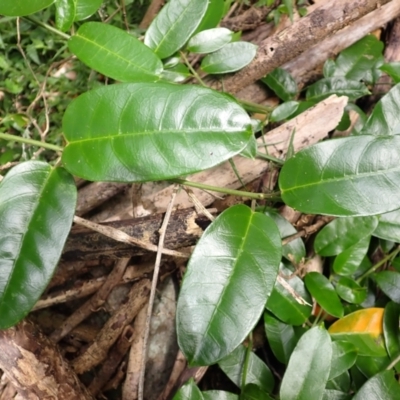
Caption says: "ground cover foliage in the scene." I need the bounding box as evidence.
[1,0,400,399]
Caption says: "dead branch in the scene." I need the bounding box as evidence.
[219,0,393,94]
[0,320,93,399]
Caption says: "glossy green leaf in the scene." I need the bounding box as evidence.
[330,35,384,84]
[353,370,400,400]
[314,217,377,256]
[202,391,238,400]
[383,302,400,367]
[266,264,312,326]
[380,62,400,83]
[173,379,204,400]
[218,344,274,393]
[74,0,102,20]
[333,236,371,276]
[161,63,191,83]
[329,308,387,357]
[144,0,208,59]
[323,59,336,78]
[0,0,54,16]
[68,22,163,82]
[306,78,370,103]
[195,0,224,33]
[279,135,400,216]
[0,161,77,329]
[322,390,352,400]
[62,82,252,182]
[326,371,351,392]
[262,68,297,101]
[355,354,390,378]
[242,384,274,400]
[55,0,76,32]
[375,271,400,303]
[187,28,233,54]
[176,205,281,366]
[329,341,357,380]
[264,311,297,364]
[270,101,299,122]
[360,84,400,135]
[263,209,305,263]
[374,209,400,242]
[280,326,332,400]
[335,276,367,304]
[304,272,344,318]
[201,42,257,74]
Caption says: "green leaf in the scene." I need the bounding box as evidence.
[326,371,351,392]
[187,28,233,54]
[280,326,332,400]
[322,390,352,400]
[266,264,312,326]
[329,341,357,380]
[306,78,370,103]
[55,0,76,32]
[202,391,238,400]
[241,384,274,400]
[74,0,102,20]
[0,0,55,16]
[329,308,387,357]
[68,22,163,82]
[335,276,367,304]
[201,42,257,74]
[144,0,208,59]
[383,302,400,367]
[62,82,252,182]
[0,161,77,329]
[314,217,378,256]
[375,271,400,303]
[279,135,400,216]
[176,205,281,366]
[333,236,371,276]
[330,35,384,84]
[262,67,298,101]
[161,63,191,83]
[304,272,344,318]
[323,59,336,78]
[355,355,391,378]
[173,378,204,400]
[264,311,297,364]
[263,209,305,263]
[270,101,299,122]
[374,209,400,242]
[195,0,225,33]
[360,84,400,135]
[380,62,400,83]
[353,370,400,400]
[218,344,274,393]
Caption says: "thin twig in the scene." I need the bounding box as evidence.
[138,185,179,400]
[73,215,189,258]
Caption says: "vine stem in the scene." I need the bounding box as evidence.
[0,132,64,152]
[180,51,207,87]
[23,16,70,40]
[356,245,400,283]
[171,178,281,201]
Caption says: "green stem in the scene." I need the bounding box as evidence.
[238,99,272,115]
[241,333,253,394]
[23,16,70,40]
[356,245,400,283]
[180,51,207,87]
[171,178,281,201]
[0,132,64,152]
[256,151,284,165]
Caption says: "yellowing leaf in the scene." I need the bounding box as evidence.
[329,308,386,357]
